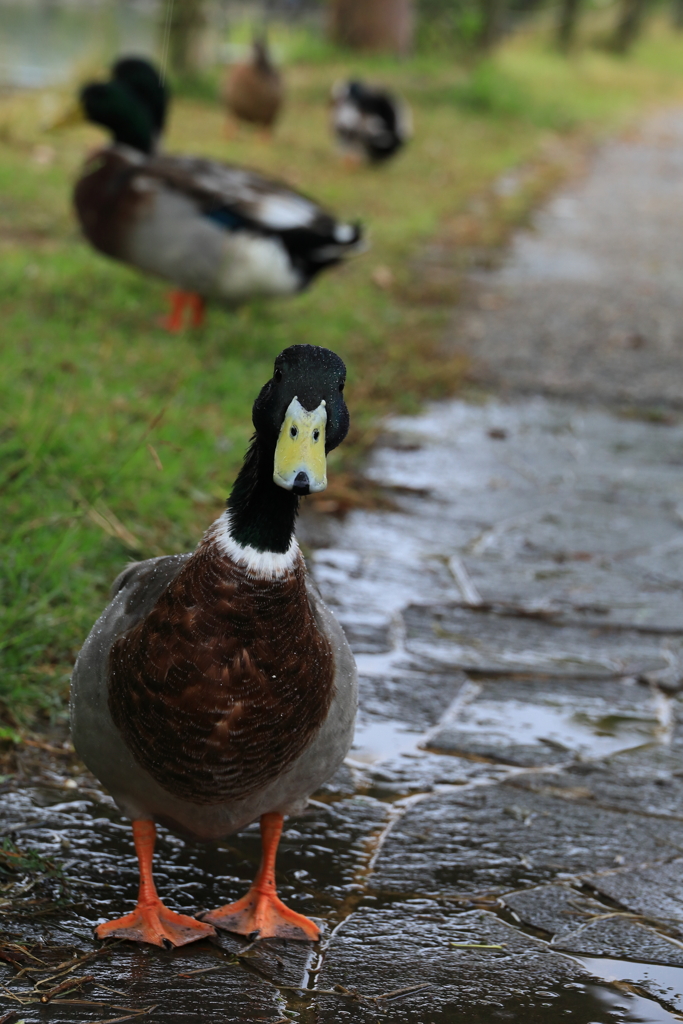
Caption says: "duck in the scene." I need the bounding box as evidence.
[224,36,284,134]
[70,344,358,947]
[331,80,412,165]
[70,58,363,331]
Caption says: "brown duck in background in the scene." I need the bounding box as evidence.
[224,37,284,136]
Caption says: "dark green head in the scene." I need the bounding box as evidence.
[80,80,155,153]
[252,345,349,456]
[112,57,168,135]
[228,346,349,553]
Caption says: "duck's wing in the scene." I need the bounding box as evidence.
[70,553,192,794]
[108,554,192,621]
[144,154,364,268]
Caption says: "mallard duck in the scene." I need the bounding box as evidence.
[72,59,363,330]
[331,80,412,164]
[224,36,284,133]
[71,344,358,947]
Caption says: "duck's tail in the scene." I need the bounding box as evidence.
[308,221,366,267]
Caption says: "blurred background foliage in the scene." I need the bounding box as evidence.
[2,0,683,728]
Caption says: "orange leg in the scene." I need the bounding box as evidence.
[160,290,205,332]
[188,292,206,328]
[96,820,216,948]
[201,813,320,942]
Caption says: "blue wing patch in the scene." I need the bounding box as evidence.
[204,207,250,231]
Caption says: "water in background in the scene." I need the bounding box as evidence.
[0,0,158,89]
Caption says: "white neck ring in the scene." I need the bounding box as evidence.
[208,512,300,579]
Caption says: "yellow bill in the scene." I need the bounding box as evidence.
[273,397,327,494]
[47,99,86,131]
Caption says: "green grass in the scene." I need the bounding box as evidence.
[3,21,683,725]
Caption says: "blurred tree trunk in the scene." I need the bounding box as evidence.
[159,0,206,77]
[557,0,581,50]
[477,0,505,50]
[328,0,414,53]
[673,0,683,29]
[612,0,647,53]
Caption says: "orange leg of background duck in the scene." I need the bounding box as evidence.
[201,813,320,941]
[161,290,206,332]
[96,820,216,948]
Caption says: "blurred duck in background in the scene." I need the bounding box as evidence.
[331,80,412,165]
[224,36,284,136]
[63,58,362,331]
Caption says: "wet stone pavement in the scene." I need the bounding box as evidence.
[1,400,683,1023]
[5,121,683,1024]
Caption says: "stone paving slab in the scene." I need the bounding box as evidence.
[404,601,676,678]
[503,883,608,939]
[555,918,683,964]
[586,860,683,934]
[510,750,683,819]
[503,883,683,963]
[315,905,598,1023]
[369,782,683,897]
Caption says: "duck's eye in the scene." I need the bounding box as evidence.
[339,380,345,392]
[290,425,298,439]
[313,429,320,442]
[274,368,283,383]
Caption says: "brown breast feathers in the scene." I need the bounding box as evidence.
[108,539,335,806]
[74,148,151,260]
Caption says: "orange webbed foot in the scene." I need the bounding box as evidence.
[202,889,320,942]
[160,290,205,332]
[97,897,216,948]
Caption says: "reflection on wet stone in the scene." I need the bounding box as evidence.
[425,676,660,766]
[404,603,674,679]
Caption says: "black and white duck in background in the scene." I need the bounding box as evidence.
[67,58,364,331]
[331,79,412,165]
[71,344,358,946]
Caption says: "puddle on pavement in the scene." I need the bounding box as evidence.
[578,957,683,1021]
[427,689,661,766]
[349,717,424,764]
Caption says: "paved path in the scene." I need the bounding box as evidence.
[453,109,683,408]
[4,113,683,1023]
